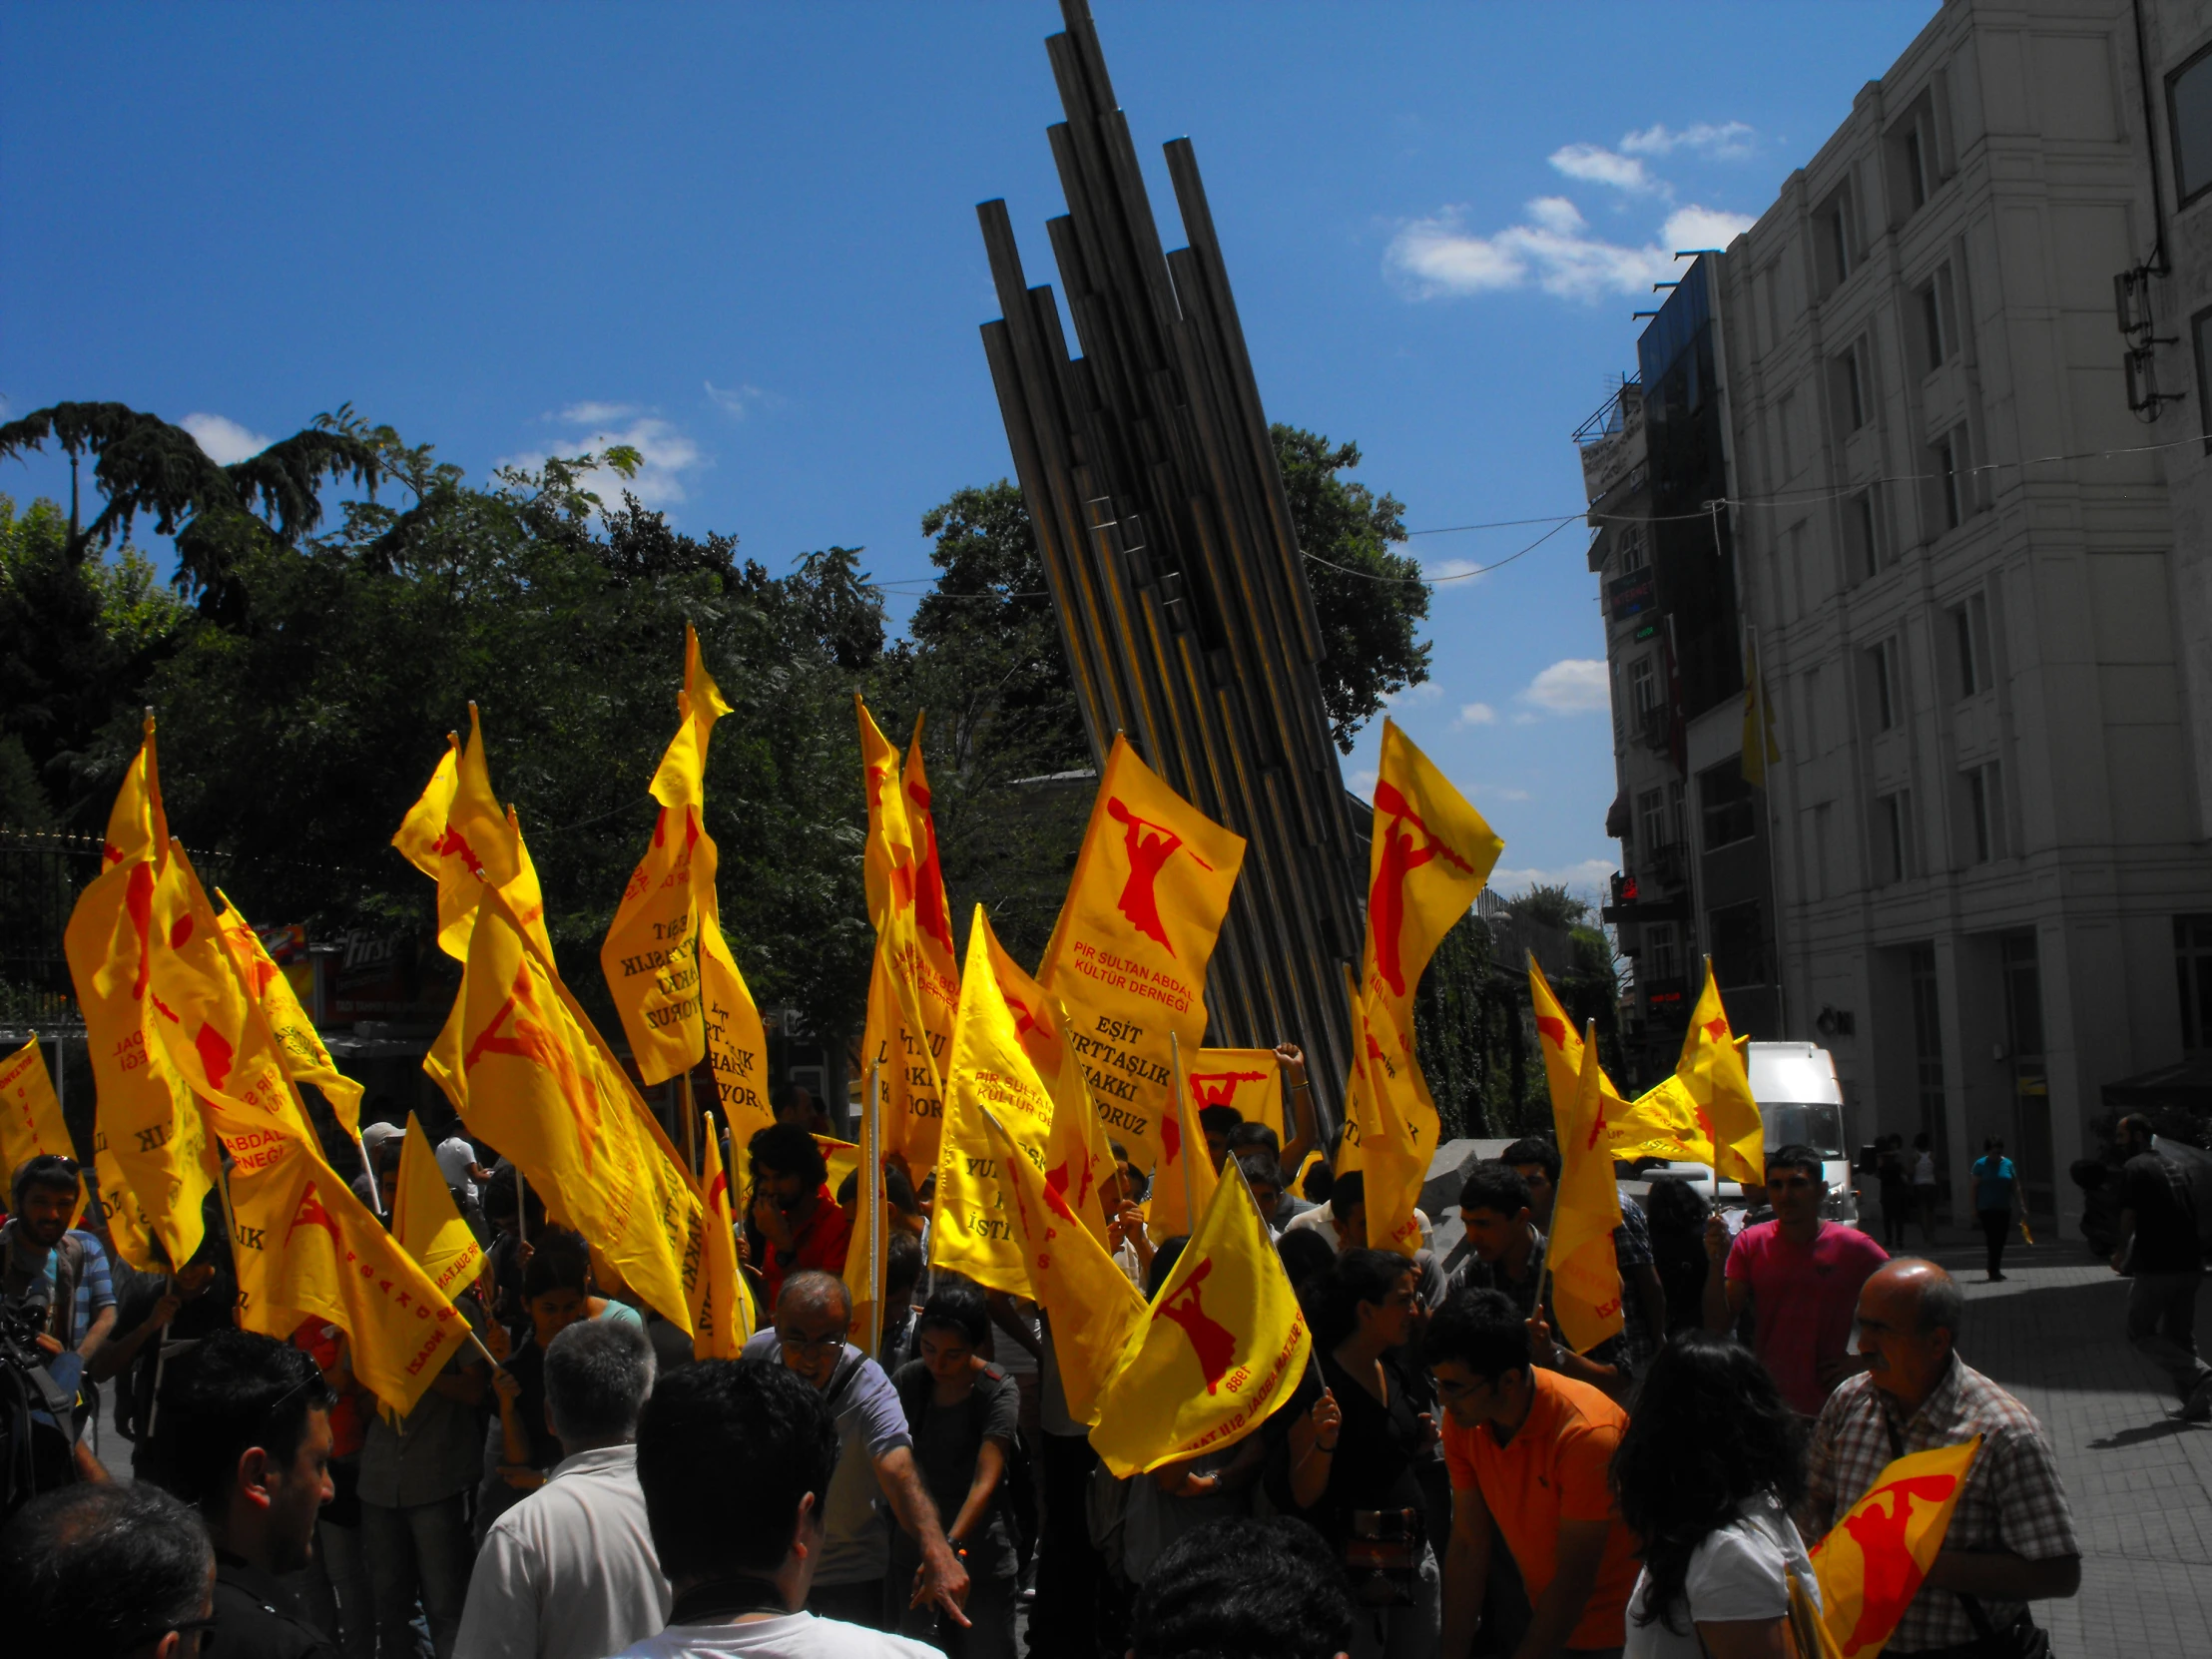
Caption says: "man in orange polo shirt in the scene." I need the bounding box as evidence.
[1425,1288,1639,1659]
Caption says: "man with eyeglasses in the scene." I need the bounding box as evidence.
[1,1154,118,1417]
[153,1327,339,1659]
[739,1269,969,1633]
[1702,1141,1890,1417]
[2,1480,218,1659]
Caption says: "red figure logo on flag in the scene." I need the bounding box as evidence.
[286,1181,342,1246]
[906,777,956,957]
[1156,1258,1237,1391]
[1839,1474,1962,1654]
[1042,1161,1082,1225]
[706,1166,729,1216]
[1160,1107,1182,1164]
[1369,780,1474,998]
[1003,993,1044,1054]
[465,969,604,1172]
[432,824,486,880]
[865,762,913,908]
[1189,1070,1266,1111]
[1534,1014,1569,1050]
[1106,798,1209,954]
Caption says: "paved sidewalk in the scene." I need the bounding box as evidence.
[1906,1230,2212,1657]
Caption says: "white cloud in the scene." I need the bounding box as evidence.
[1620,121,1756,160]
[556,400,638,425]
[1351,769,1379,802]
[505,408,708,511]
[1521,658,1611,715]
[1422,557,1484,582]
[1549,143,1659,195]
[705,380,766,418]
[181,412,273,465]
[1385,680,1442,708]
[1476,784,1531,802]
[1386,200,1752,303]
[1487,857,1618,895]
[1457,702,1497,727]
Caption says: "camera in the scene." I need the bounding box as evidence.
[0,1290,81,1520]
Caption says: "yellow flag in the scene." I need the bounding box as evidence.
[601,626,730,1086]
[393,1115,484,1304]
[213,893,365,1138]
[226,1120,472,1416]
[0,1038,82,1222]
[1188,1049,1283,1143]
[1809,1438,1982,1659]
[1548,1022,1624,1354]
[930,909,1058,1298]
[145,843,323,1152]
[1678,960,1765,1185]
[396,707,552,966]
[902,713,961,1060]
[1144,1036,1219,1244]
[458,883,702,1332]
[990,934,1115,1249]
[1040,735,1245,1182]
[691,1111,753,1360]
[63,720,215,1271]
[1363,720,1503,1025]
[698,909,775,1145]
[1090,1160,1312,1477]
[857,700,949,1171]
[392,734,469,955]
[1742,632,1782,791]
[1357,722,1501,1252]
[980,1103,1147,1425]
[1527,959,1696,1163]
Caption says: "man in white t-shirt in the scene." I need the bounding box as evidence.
[614,1356,941,1659]
[454,1320,668,1659]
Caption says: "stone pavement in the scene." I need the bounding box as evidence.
[1908,1228,2212,1657]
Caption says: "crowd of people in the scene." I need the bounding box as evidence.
[9,1088,2210,1659]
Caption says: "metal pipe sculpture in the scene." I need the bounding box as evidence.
[975,0,1364,1134]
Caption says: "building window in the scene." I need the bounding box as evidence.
[1844,488,1884,581]
[1815,183,1855,293]
[1832,341,1869,431]
[1709,899,1771,989]
[1865,639,1901,732]
[1907,941,1946,1159]
[1637,787,1670,850]
[1918,263,1958,373]
[2194,305,2212,454]
[1877,790,1914,884]
[1887,90,1942,223]
[2178,916,2212,1051]
[1668,780,1688,847]
[1628,655,1658,719]
[1948,592,1990,698]
[1646,922,1682,984]
[1962,763,2002,863]
[1699,758,1757,850]
[2168,41,2212,208]
[1616,524,1646,571]
[1930,424,1970,532]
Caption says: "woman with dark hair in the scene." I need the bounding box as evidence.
[1642,1179,1711,1337]
[1611,1331,1821,1658]
[890,1280,1021,1656]
[1266,1248,1438,1659]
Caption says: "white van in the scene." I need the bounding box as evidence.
[1634,1041,1858,1224]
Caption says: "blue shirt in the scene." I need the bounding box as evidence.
[0,1223,116,1349]
[1972,1155,2017,1214]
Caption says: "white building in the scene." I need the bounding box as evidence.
[1581,0,2212,1234]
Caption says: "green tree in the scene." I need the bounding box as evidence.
[1272,425,1431,752]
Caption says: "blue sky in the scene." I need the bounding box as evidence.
[1,1,1937,900]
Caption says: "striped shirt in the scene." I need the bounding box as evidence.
[0,1223,116,1350]
[1806,1357,2077,1652]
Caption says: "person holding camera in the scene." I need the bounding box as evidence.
[0,1155,116,1422]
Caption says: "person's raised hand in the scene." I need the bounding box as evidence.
[491,1368,521,1406]
[484,1321,513,1363]
[1703,1213,1730,1263]
[752,1191,795,1252]
[1309,1387,1343,1448]
[149,1293,184,1331]
[1273,1042,1308,1080]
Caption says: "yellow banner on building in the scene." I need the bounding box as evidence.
[63,721,215,1271]
[1810,1438,1981,1659]
[393,1115,484,1304]
[1090,1162,1311,1478]
[1039,735,1244,1182]
[929,910,1057,1298]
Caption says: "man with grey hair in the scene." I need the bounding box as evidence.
[1805,1258,2080,1656]
[741,1268,969,1631]
[453,1320,670,1659]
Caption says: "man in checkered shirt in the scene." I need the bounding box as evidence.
[1806,1259,2079,1656]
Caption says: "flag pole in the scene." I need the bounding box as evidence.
[863,1063,884,1356]
[1171,1032,1197,1227]
[357,1134,382,1216]
[681,1070,698,1177]
[516,1162,527,1249]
